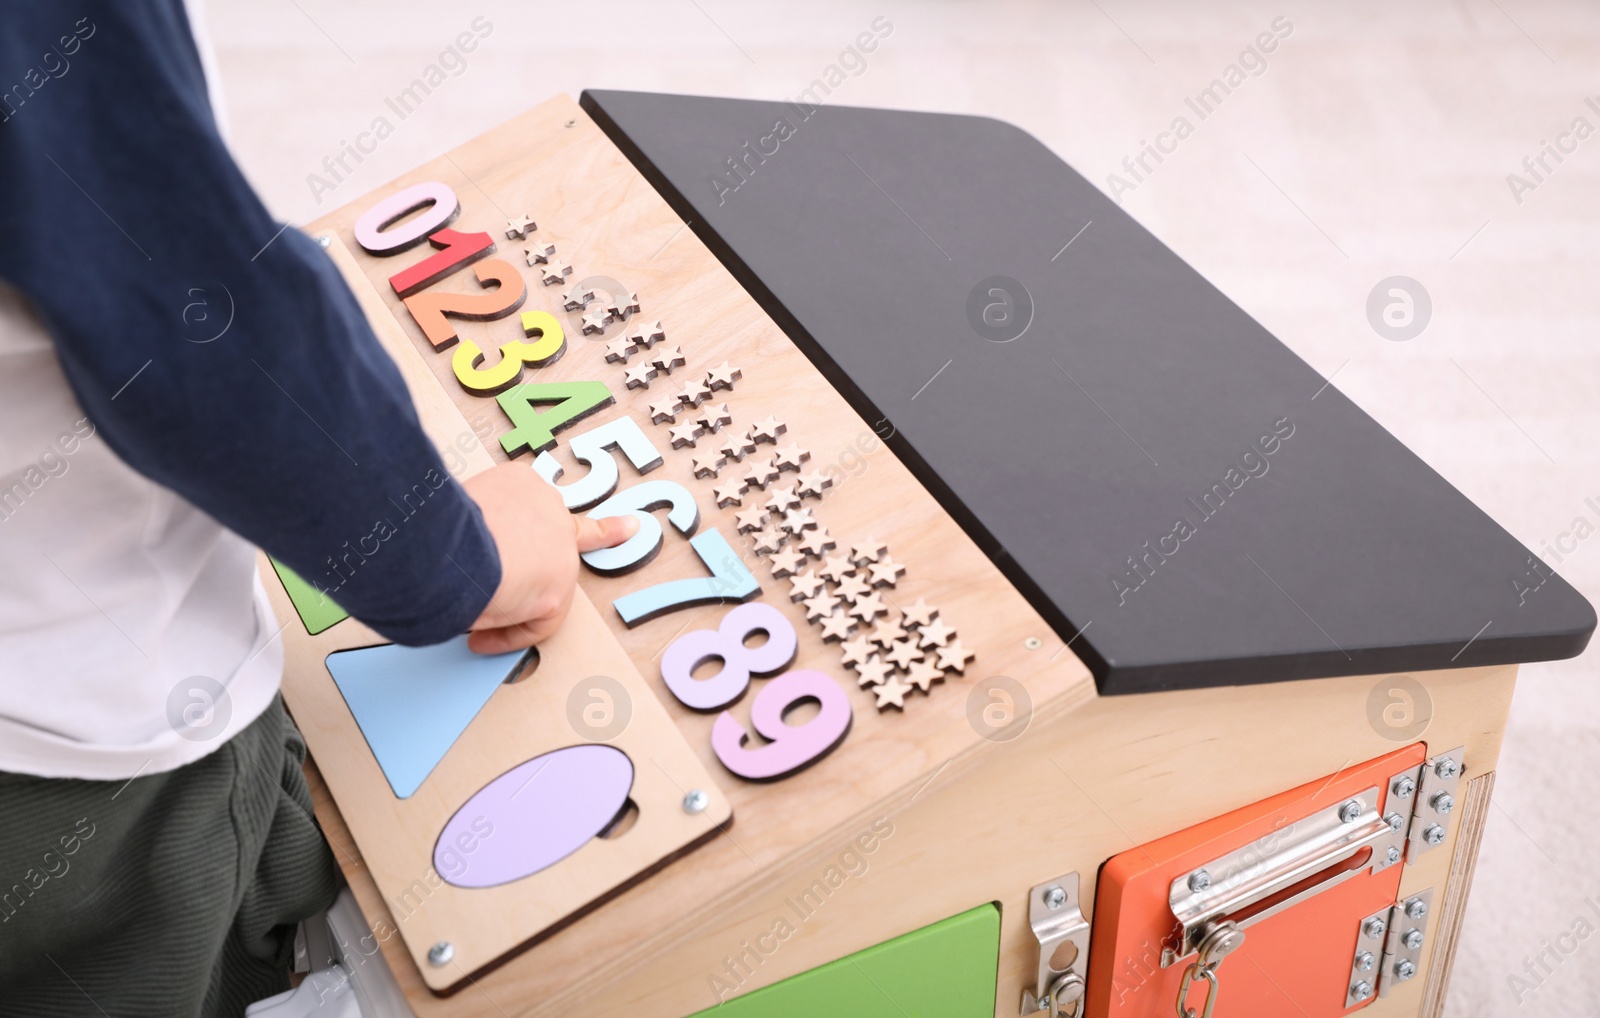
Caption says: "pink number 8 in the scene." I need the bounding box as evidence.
[660,603,798,711]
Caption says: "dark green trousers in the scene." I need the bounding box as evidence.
[0,696,341,1017]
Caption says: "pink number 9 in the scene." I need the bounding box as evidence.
[711,670,853,782]
[660,603,797,711]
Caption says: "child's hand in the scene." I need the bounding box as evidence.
[461,463,638,654]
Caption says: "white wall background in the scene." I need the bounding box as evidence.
[203,1,1600,1014]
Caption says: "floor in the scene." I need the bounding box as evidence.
[202,1,1600,1014]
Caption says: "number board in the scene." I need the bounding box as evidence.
[279,95,1094,1010]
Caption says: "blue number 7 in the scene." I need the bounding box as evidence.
[611,530,760,627]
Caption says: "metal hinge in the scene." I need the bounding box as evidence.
[1346,888,1434,1004]
[1021,873,1090,1017]
[1382,746,1464,866]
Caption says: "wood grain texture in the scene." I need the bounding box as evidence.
[1421,771,1497,1018]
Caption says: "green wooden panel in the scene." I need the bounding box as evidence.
[269,558,349,635]
[691,903,999,1018]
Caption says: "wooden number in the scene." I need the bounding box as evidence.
[403,258,528,349]
[388,228,495,297]
[452,311,568,395]
[353,181,460,255]
[533,416,663,511]
[580,480,700,577]
[496,381,614,458]
[711,670,853,781]
[612,530,761,627]
[659,603,798,711]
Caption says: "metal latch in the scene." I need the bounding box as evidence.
[1346,888,1434,1004]
[1021,873,1090,1017]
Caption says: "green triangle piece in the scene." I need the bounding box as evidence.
[270,558,349,635]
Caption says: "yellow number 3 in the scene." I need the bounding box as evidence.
[451,311,568,395]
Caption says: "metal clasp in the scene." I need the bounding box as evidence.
[1174,919,1244,1018]
[1021,873,1090,1017]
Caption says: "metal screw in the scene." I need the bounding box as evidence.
[683,789,710,814]
[1385,845,1403,866]
[1402,928,1424,950]
[1392,776,1416,799]
[1363,917,1387,939]
[427,941,454,967]
[1405,898,1429,920]
[564,119,576,128]
[1355,951,1375,972]
[1350,980,1373,1001]
[316,235,332,248]
[1422,824,1446,846]
[1043,885,1067,910]
[1394,958,1417,981]
[1431,791,1455,815]
[1024,637,1043,650]
[1338,799,1364,824]
[1384,811,1406,832]
[1434,757,1460,780]
[1188,870,1212,893]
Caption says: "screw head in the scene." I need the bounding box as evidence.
[1392,776,1416,799]
[427,941,454,967]
[1434,757,1460,780]
[1187,870,1212,893]
[564,119,576,127]
[1338,799,1365,824]
[1423,824,1446,846]
[1405,898,1429,920]
[1394,958,1417,981]
[316,235,332,248]
[1350,980,1374,1000]
[1431,791,1455,815]
[1024,637,1043,650]
[1384,811,1406,832]
[683,789,710,814]
[1385,845,1403,866]
[1363,917,1387,939]
[1402,928,1424,950]
[1355,951,1375,972]
[1043,885,1067,910]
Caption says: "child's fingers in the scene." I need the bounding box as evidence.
[574,514,639,552]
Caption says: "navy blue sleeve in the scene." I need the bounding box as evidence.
[0,1,500,645]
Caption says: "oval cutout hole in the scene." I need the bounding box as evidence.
[597,797,639,840]
[505,646,541,683]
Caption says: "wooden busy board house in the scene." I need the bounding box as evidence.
[266,92,1595,1018]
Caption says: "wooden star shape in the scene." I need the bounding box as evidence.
[917,618,957,649]
[905,659,945,693]
[605,335,639,364]
[562,281,595,309]
[542,260,574,286]
[935,639,975,673]
[734,506,768,533]
[750,527,786,556]
[899,598,938,628]
[719,432,756,463]
[885,639,924,670]
[869,617,908,648]
[677,380,713,407]
[705,361,742,390]
[743,458,780,491]
[771,444,810,472]
[788,569,826,602]
[840,636,876,668]
[765,485,801,513]
[606,291,641,320]
[768,548,807,578]
[581,306,613,334]
[868,556,905,588]
[628,320,666,347]
[795,470,834,501]
[850,539,889,566]
[697,402,733,433]
[848,591,888,623]
[668,420,704,448]
[818,610,857,642]
[798,529,836,557]
[648,395,684,423]
[623,362,657,389]
[833,574,872,602]
[691,452,724,478]
[748,416,787,444]
[650,345,686,373]
[523,240,556,264]
[873,675,913,710]
[854,655,894,689]
[713,480,746,508]
[818,554,855,584]
[802,591,841,621]
[504,214,536,239]
[781,507,817,534]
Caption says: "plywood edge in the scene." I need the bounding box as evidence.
[1421,768,1496,1018]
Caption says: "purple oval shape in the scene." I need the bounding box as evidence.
[434,745,634,888]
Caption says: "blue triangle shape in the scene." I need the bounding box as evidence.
[326,636,527,798]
